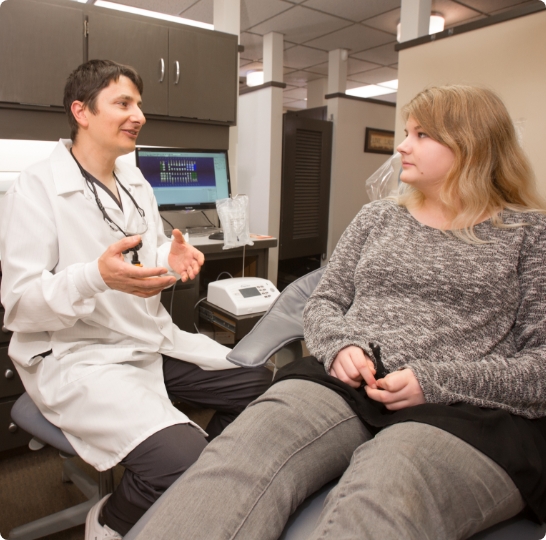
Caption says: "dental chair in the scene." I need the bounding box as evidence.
[125,267,545,540]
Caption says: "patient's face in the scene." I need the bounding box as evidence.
[397,116,455,193]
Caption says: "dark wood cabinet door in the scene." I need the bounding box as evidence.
[168,27,237,123]
[279,114,333,261]
[0,0,84,107]
[87,10,169,116]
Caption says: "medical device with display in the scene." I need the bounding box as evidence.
[207,277,280,316]
[135,147,231,211]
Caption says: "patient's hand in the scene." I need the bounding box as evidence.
[365,369,425,410]
[329,345,377,389]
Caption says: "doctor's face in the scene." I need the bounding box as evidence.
[83,75,146,157]
[397,116,455,194]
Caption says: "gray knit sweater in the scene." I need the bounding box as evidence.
[303,200,546,419]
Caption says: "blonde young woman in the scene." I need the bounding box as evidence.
[131,86,546,540]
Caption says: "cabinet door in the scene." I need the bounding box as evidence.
[87,10,169,116]
[168,28,237,123]
[0,0,84,107]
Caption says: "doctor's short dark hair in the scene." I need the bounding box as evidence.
[63,59,144,141]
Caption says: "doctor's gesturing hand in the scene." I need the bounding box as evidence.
[168,228,205,283]
[99,235,176,298]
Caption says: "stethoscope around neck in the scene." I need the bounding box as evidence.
[71,149,148,265]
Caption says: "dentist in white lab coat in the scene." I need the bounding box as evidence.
[0,59,271,540]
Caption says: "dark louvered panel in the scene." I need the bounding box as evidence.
[279,113,332,261]
[293,129,322,239]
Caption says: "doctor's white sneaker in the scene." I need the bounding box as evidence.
[85,494,122,540]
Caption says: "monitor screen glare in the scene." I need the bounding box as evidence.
[136,148,231,210]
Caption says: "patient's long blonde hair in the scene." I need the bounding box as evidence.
[398,85,546,242]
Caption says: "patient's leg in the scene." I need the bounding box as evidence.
[310,422,525,540]
[130,379,370,540]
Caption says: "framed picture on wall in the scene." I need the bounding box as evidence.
[364,128,395,155]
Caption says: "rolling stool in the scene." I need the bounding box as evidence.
[9,392,113,540]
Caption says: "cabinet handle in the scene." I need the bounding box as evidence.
[159,58,165,83]
[174,61,180,85]
[9,422,18,433]
[4,369,14,379]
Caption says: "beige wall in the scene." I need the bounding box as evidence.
[326,97,396,258]
[396,10,546,198]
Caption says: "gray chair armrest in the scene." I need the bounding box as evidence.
[11,392,76,456]
[227,267,326,368]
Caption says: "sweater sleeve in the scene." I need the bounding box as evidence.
[303,204,381,372]
[406,219,546,419]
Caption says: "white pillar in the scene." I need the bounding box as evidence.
[213,0,240,192]
[263,32,283,83]
[237,32,284,284]
[400,0,431,42]
[328,49,348,95]
[307,78,327,108]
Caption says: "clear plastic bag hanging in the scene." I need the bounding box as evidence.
[365,152,402,201]
[216,195,254,250]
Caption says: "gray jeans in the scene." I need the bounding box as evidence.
[131,379,525,540]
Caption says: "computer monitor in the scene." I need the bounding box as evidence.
[135,147,231,211]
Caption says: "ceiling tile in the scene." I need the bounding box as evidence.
[284,86,307,99]
[248,6,351,43]
[240,32,263,61]
[240,0,293,32]
[352,42,398,66]
[488,0,538,16]
[348,66,398,84]
[308,57,381,76]
[304,23,394,53]
[116,0,197,16]
[431,0,481,27]
[455,0,534,14]
[284,69,324,86]
[239,60,263,77]
[179,0,213,24]
[303,0,401,23]
[284,45,328,69]
[362,8,400,35]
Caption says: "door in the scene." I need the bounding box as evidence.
[87,10,169,116]
[0,0,84,107]
[279,114,333,261]
[168,27,237,123]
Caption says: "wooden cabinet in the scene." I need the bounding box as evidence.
[0,0,237,124]
[168,26,238,123]
[0,315,31,453]
[0,0,84,107]
[87,10,170,116]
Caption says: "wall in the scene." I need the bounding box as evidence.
[326,96,396,258]
[237,86,283,283]
[396,10,546,198]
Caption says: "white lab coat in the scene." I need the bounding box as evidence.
[0,140,236,470]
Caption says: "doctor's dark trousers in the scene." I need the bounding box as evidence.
[100,355,272,535]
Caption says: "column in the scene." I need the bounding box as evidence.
[307,78,327,108]
[237,31,284,284]
[327,49,348,95]
[399,0,431,42]
[213,0,240,192]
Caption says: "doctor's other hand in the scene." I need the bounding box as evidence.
[329,345,377,389]
[98,235,176,298]
[365,369,425,411]
[168,228,205,282]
